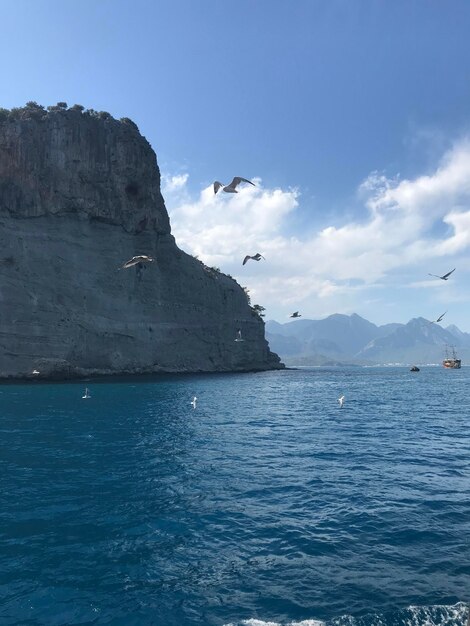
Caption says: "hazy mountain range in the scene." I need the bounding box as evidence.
[265,313,470,365]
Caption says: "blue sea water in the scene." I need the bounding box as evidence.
[0,366,469,626]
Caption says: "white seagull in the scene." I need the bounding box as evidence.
[190,396,197,409]
[428,268,455,281]
[234,329,244,342]
[213,177,255,194]
[32,369,40,375]
[119,255,154,270]
[242,253,265,266]
[338,395,345,408]
[430,311,447,324]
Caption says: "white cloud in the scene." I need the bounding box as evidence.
[161,173,189,193]
[168,178,299,263]
[436,210,470,254]
[163,141,470,323]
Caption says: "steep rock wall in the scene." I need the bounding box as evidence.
[0,104,282,378]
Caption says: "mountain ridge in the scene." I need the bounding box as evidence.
[265,314,469,365]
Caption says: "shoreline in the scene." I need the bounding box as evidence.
[0,364,287,385]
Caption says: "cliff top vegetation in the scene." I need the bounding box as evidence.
[0,101,139,131]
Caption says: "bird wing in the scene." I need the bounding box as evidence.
[120,255,153,269]
[437,311,447,322]
[442,268,456,279]
[230,177,255,189]
[213,181,223,194]
[242,255,252,265]
[120,257,138,269]
[428,273,441,279]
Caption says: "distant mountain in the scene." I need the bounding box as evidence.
[265,314,470,365]
[356,317,470,363]
[266,313,383,356]
[445,324,470,348]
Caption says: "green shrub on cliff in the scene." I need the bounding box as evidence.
[24,102,47,120]
[120,117,139,131]
[9,107,23,119]
[0,103,142,130]
[25,101,42,109]
[5,103,48,121]
[251,304,266,318]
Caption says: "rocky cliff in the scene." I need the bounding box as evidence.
[0,102,282,378]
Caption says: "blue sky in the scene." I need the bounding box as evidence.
[2,1,470,329]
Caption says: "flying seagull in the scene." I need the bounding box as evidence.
[242,253,265,265]
[290,311,301,318]
[430,311,447,324]
[338,395,345,408]
[428,268,456,280]
[119,255,154,270]
[191,396,197,409]
[213,177,255,194]
[32,369,40,375]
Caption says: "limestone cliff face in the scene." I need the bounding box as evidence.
[0,104,282,378]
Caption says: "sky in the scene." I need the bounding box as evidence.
[2,0,470,329]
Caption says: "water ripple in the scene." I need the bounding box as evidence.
[0,368,468,625]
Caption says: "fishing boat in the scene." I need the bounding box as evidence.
[442,345,461,369]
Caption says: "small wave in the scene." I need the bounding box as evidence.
[224,602,468,626]
[225,620,324,626]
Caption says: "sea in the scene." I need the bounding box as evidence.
[0,366,468,626]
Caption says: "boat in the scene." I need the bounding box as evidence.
[442,345,461,369]
[410,366,420,372]
[82,387,91,399]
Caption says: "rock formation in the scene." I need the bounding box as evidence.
[0,102,283,379]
